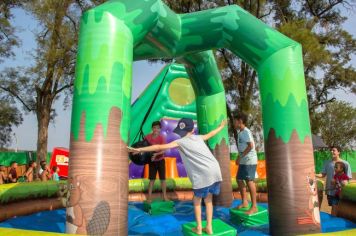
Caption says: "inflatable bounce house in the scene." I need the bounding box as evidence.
[1,0,356,235]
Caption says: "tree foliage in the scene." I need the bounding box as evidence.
[0,0,24,149]
[0,0,24,62]
[314,101,356,149]
[0,100,22,148]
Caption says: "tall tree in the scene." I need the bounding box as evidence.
[314,101,356,149]
[0,0,103,161]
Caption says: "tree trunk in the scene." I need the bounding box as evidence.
[34,0,70,167]
[226,102,238,147]
[36,97,52,166]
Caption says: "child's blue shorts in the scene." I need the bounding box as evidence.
[193,181,221,198]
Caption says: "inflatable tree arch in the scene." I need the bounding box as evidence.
[68,0,320,235]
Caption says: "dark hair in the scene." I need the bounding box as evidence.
[28,161,35,167]
[331,146,341,153]
[234,113,248,125]
[52,166,58,172]
[335,161,346,172]
[10,161,17,166]
[40,161,47,169]
[152,121,161,128]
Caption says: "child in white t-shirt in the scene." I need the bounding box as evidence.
[129,118,227,235]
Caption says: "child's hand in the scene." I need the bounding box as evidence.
[341,180,348,186]
[127,147,140,154]
[151,153,159,161]
[220,119,227,127]
[331,179,336,185]
[235,158,240,165]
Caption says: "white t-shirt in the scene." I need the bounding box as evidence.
[175,135,222,189]
[237,127,257,165]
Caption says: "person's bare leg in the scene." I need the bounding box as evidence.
[147,180,155,203]
[245,180,258,215]
[161,180,169,201]
[192,196,202,235]
[318,190,323,209]
[235,179,249,209]
[331,205,338,216]
[203,194,213,235]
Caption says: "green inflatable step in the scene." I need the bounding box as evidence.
[143,199,175,215]
[230,205,269,227]
[182,219,236,236]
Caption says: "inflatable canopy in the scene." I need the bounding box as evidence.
[68,0,319,235]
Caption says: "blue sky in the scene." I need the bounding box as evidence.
[1,6,355,151]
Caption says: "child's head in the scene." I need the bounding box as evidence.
[173,118,194,137]
[151,121,161,136]
[10,161,18,168]
[40,161,47,169]
[334,161,346,174]
[0,165,5,172]
[29,161,36,168]
[233,113,248,130]
[331,146,341,159]
[52,166,59,173]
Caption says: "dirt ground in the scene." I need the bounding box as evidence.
[319,191,331,214]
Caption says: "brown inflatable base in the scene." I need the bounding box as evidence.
[129,191,268,203]
[337,199,356,223]
[0,198,64,222]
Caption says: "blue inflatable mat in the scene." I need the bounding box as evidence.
[0,209,66,233]
[1,200,355,235]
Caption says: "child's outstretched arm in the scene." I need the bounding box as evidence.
[202,119,227,141]
[128,141,179,153]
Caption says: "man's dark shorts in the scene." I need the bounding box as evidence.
[237,164,257,181]
[327,194,339,206]
[149,159,166,180]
